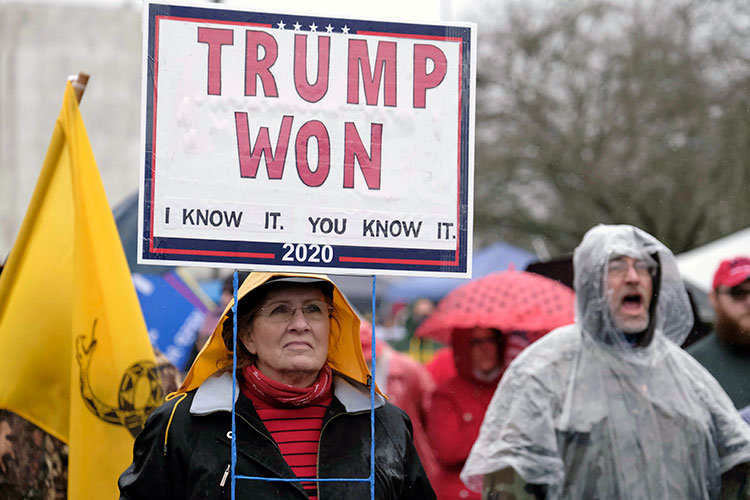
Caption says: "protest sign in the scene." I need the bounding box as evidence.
[139,0,476,276]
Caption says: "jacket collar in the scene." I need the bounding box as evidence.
[190,371,385,416]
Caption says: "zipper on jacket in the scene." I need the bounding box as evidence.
[219,463,230,499]
[219,463,231,488]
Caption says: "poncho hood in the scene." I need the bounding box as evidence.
[178,272,374,394]
[573,223,693,360]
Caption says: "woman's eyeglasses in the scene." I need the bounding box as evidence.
[258,300,333,323]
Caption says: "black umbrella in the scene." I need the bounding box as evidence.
[113,192,174,275]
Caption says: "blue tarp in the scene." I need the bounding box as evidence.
[132,272,209,371]
[382,242,536,303]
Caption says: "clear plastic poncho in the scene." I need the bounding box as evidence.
[461,224,750,499]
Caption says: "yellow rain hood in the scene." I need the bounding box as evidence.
[179,272,377,394]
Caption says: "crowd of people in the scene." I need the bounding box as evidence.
[2,223,750,499]
[463,225,750,499]
[119,223,750,500]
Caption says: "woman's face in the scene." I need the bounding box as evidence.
[241,284,331,387]
[470,327,501,375]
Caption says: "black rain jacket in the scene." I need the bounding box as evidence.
[119,372,436,500]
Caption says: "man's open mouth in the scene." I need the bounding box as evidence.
[622,294,643,311]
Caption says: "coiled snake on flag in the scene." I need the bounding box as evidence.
[76,319,164,438]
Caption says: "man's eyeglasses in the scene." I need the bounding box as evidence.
[718,287,750,302]
[258,300,333,323]
[607,258,655,278]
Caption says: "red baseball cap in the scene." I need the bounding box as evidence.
[713,256,750,289]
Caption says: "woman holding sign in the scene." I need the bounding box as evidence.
[119,272,436,500]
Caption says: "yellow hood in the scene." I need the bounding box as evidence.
[179,272,377,394]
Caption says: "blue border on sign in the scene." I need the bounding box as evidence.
[142,2,473,275]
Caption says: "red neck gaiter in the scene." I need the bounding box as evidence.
[239,363,333,407]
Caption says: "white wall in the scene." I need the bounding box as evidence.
[0,2,142,257]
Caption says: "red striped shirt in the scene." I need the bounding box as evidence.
[247,391,332,499]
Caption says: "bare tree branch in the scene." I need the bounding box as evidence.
[471,0,750,254]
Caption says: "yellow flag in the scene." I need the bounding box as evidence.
[0,81,163,499]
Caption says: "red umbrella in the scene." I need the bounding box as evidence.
[415,270,575,344]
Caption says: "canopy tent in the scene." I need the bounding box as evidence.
[676,227,750,292]
[382,242,536,303]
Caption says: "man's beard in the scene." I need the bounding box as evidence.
[615,313,650,334]
[714,307,750,348]
[608,297,650,334]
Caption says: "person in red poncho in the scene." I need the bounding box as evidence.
[359,321,439,483]
[425,327,528,500]
[424,346,457,386]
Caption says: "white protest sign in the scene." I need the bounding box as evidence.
[139,0,476,276]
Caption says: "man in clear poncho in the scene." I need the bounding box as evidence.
[461,224,750,499]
